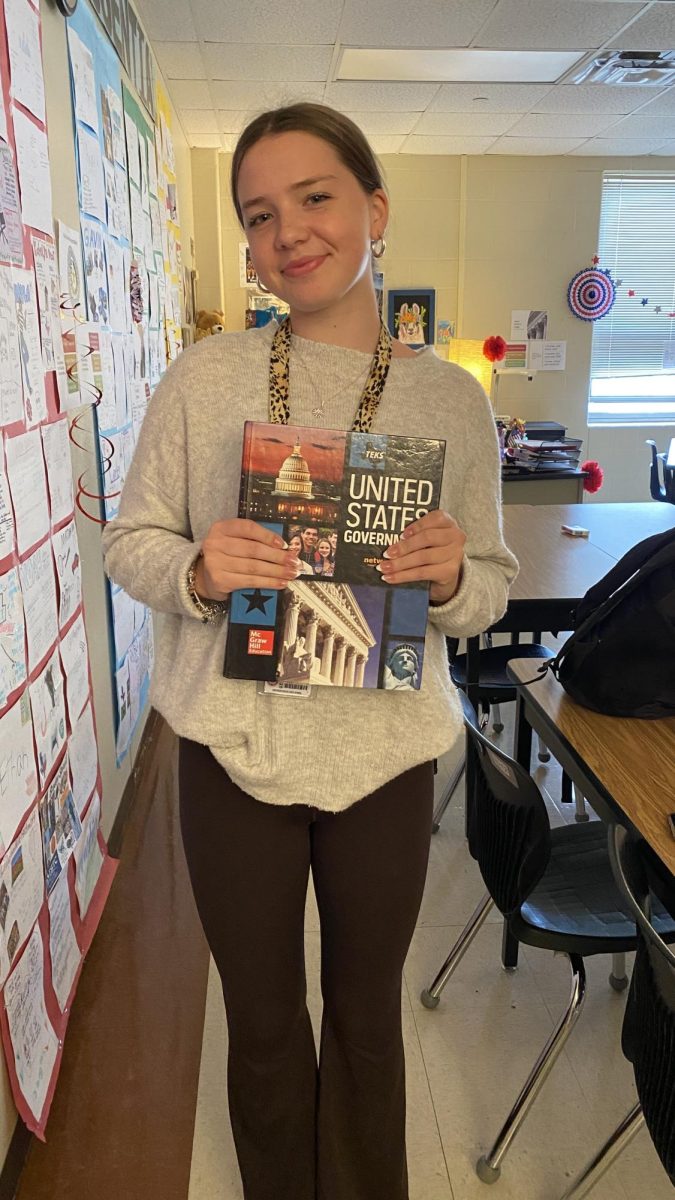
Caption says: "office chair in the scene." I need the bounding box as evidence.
[432,634,586,834]
[421,696,675,1185]
[560,827,675,1199]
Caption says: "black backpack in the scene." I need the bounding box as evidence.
[545,527,675,719]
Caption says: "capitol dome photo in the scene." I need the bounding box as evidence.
[272,440,315,499]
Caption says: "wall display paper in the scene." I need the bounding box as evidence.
[0,565,26,707]
[0,692,37,853]
[29,649,67,791]
[0,808,45,989]
[73,791,103,919]
[5,428,49,556]
[48,869,81,1013]
[67,699,98,817]
[0,0,116,1140]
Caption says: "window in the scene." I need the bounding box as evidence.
[589,173,675,425]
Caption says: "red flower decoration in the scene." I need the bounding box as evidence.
[483,335,507,362]
[581,459,604,493]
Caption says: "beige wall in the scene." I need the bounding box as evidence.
[207,147,674,504]
[0,1,195,1172]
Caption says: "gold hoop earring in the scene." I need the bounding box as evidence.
[371,237,386,259]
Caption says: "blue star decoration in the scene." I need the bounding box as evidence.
[241,588,275,614]
[641,298,649,306]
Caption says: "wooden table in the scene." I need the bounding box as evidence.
[508,657,675,875]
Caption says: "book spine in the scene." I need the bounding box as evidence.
[236,421,254,519]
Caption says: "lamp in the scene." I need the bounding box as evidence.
[446,338,494,396]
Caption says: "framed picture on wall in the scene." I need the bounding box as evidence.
[387,288,435,348]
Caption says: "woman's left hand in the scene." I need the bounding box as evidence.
[376,511,466,605]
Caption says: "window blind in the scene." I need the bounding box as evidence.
[589,172,675,424]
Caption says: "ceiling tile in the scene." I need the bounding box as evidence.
[532,83,670,114]
[180,110,220,134]
[369,135,408,154]
[194,0,341,44]
[609,4,675,49]
[217,111,250,134]
[476,0,644,50]
[210,80,325,108]
[134,0,197,41]
[635,86,675,115]
[337,0,498,48]
[202,43,332,82]
[221,135,238,153]
[428,82,552,112]
[167,80,212,108]
[414,111,522,136]
[342,111,420,135]
[506,112,621,136]
[569,137,669,155]
[607,112,675,137]
[324,81,440,112]
[487,135,588,153]
[401,135,497,154]
[650,142,675,157]
[188,134,223,149]
[153,42,206,80]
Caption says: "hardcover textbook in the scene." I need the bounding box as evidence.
[223,422,446,691]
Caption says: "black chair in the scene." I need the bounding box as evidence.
[559,827,675,1199]
[420,695,675,1185]
[432,634,587,834]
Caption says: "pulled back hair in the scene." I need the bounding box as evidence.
[230,102,387,228]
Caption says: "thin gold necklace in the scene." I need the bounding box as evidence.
[289,345,371,420]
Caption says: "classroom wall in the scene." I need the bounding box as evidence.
[208,147,674,503]
[0,1,194,1171]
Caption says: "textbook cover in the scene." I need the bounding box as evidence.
[223,422,446,691]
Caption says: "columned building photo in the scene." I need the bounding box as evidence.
[277,581,376,687]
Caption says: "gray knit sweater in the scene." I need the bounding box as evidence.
[102,323,518,811]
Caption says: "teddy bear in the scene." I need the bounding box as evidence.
[195,309,226,340]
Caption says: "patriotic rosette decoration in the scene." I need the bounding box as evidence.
[567,267,616,322]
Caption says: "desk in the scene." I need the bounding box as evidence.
[508,658,675,875]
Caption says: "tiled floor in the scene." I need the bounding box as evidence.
[187,707,672,1200]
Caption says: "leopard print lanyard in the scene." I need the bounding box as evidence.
[269,317,393,433]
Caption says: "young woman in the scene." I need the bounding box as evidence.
[102,102,517,1200]
[287,529,314,575]
[313,536,335,577]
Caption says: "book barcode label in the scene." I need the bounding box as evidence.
[261,681,313,699]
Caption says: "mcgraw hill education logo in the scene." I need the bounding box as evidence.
[248,629,275,656]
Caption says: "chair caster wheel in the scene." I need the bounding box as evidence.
[609,972,628,993]
[476,1156,501,1184]
[575,812,590,823]
[538,750,551,762]
[431,822,440,835]
[492,723,504,734]
[420,989,440,1009]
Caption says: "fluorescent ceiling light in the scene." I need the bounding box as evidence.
[338,48,585,84]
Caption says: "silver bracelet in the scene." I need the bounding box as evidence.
[186,556,229,623]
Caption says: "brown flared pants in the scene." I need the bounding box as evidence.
[178,739,434,1200]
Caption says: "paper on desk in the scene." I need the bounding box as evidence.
[58,611,90,723]
[5,0,46,124]
[48,868,81,1012]
[12,110,52,236]
[73,789,103,919]
[0,808,45,987]
[5,429,50,557]
[0,692,37,853]
[19,541,58,673]
[39,754,82,896]
[4,920,59,1123]
[0,267,23,424]
[41,418,74,529]
[12,268,47,426]
[29,649,66,790]
[0,566,26,708]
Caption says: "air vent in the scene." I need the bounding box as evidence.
[573,50,675,86]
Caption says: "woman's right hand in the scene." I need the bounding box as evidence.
[194,519,302,600]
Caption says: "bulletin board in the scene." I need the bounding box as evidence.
[0,0,117,1139]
